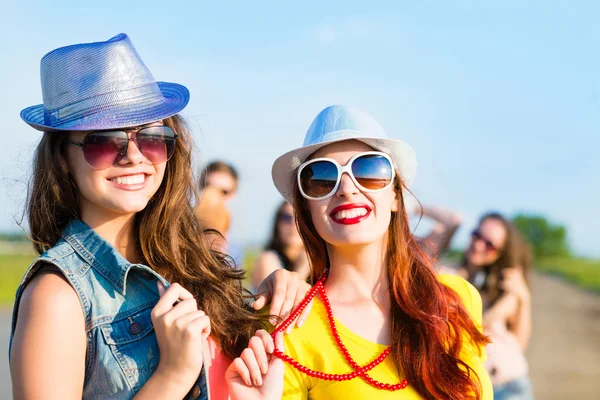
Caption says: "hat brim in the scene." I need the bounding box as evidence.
[272,136,417,204]
[20,82,189,132]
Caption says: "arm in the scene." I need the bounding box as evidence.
[421,206,462,257]
[11,271,87,399]
[507,296,532,350]
[500,269,532,350]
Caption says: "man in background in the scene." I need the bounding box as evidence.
[199,161,244,268]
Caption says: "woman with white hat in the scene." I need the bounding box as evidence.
[226,105,493,399]
[9,34,310,400]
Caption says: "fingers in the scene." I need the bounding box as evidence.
[278,280,299,328]
[253,273,274,310]
[255,329,275,354]
[252,294,267,311]
[292,282,311,330]
[152,283,194,317]
[241,347,263,386]
[273,331,284,354]
[161,298,198,322]
[298,298,314,329]
[267,272,289,325]
[230,357,253,386]
[248,335,270,375]
[174,310,211,339]
[187,314,212,339]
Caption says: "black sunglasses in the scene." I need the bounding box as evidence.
[471,230,499,252]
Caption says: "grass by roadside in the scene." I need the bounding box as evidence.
[1,250,597,307]
[536,257,600,294]
[0,253,35,306]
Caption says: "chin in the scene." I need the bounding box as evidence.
[110,199,151,214]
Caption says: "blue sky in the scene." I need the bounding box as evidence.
[1,1,598,256]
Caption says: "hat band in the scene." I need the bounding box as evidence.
[43,82,164,128]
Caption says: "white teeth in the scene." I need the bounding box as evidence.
[110,174,145,185]
[333,208,368,220]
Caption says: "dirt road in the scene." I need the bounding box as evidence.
[527,273,600,399]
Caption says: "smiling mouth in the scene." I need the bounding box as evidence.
[330,204,372,225]
[108,173,149,190]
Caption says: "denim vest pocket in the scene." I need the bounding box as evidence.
[100,305,159,393]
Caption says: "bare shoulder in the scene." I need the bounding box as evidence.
[14,268,86,342]
[20,269,82,313]
[251,250,283,287]
[254,250,281,268]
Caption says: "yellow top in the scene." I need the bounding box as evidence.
[282,274,493,399]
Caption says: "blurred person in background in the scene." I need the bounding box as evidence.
[197,185,231,256]
[460,212,534,400]
[251,201,310,290]
[200,160,244,268]
[430,210,534,399]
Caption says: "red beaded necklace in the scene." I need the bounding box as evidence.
[270,272,409,391]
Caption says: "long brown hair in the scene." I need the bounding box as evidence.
[293,176,489,399]
[465,212,533,307]
[27,115,266,359]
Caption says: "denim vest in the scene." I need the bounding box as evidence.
[9,220,208,400]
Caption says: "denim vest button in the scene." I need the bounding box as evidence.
[128,322,142,335]
[191,384,201,399]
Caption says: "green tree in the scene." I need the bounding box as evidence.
[512,214,570,258]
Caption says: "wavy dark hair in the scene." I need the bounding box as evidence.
[293,174,489,399]
[464,212,533,308]
[27,115,266,359]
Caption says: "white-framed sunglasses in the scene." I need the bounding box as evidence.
[297,151,396,200]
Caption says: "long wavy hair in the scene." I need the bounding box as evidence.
[293,175,489,399]
[27,115,266,359]
[464,212,533,308]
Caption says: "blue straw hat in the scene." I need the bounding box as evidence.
[21,33,190,132]
[272,105,417,204]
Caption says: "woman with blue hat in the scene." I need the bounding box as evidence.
[226,105,493,399]
[10,34,310,399]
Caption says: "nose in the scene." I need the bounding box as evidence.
[336,172,360,199]
[471,238,486,252]
[118,134,149,165]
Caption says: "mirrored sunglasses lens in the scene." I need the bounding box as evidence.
[351,155,393,190]
[300,160,338,198]
[136,126,177,164]
[82,131,128,169]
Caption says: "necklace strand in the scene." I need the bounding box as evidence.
[270,272,408,391]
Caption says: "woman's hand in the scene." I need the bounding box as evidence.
[151,282,210,388]
[501,267,530,304]
[252,269,313,333]
[226,330,285,400]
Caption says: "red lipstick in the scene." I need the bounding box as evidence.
[329,203,372,225]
